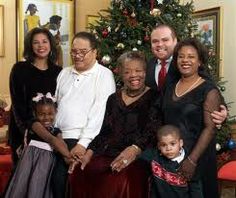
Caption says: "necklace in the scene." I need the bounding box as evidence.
[175,77,202,97]
[125,86,146,98]
[32,62,48,70]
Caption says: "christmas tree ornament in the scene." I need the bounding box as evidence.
[163,13,173,20]
[115,24,121,32]
[113,67,119,74]
[102,29,109,38]
[137,0,142,8]
[132,47,138,51]
[107,26,112,32]
[220,86,226,92]
[144,34,150,41]
[208,65,213,70]
[120,31,127,38]
[150,8,161,17]
[177,13,182,17]
[101,55,112,65]
[208,49,215,56]
[216,143,221,151]
[117,43,125,49]
[128,17,138,27]
[137,40,142,45]
[119,1,123,9]
[227,139,236,149]
[131,11,136,18]
[92,29,97,34]
[123,9,129,16]
[150,0,154,11]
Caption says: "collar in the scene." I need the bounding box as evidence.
[171,148,185,163]
[157,56,173,65]
[71,61,98,76]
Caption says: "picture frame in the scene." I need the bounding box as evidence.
[16,0,75,67]
[0,5,4,57]
[86,15,100,27]
[193,7,221,75]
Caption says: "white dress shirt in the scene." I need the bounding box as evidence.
[154,56,172,86]
[171,148,185,163]
[55,61,116,148]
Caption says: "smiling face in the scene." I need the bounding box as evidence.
[151,26,177,61]
[121,59,146,92]
[35,104,56,128]
[177,45,201,78]
[71,38,97,72]
[32,33,51,60]
[158,134,183,159]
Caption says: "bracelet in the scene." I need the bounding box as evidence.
[187,156,197,167]
[131,144,140,151]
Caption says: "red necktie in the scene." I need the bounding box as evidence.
[158,60,167,90]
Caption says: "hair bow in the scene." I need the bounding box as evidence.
[45,92,57,103]
[32,93,44,102]
[32,92,56,103]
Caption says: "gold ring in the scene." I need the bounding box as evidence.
[123,159,128,164]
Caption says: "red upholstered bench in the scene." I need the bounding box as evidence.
[0,145,13,196]
[218,151,236,197]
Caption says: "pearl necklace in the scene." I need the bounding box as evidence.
[175,77,202,97]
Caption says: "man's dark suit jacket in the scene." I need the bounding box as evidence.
[145,57,180,91]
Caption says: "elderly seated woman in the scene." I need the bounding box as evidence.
[69,51,162,198]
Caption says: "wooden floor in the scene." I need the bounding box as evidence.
[222,188,235,198]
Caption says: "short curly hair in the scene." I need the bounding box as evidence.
[172,37,208,69]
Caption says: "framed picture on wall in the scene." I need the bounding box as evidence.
[86,15,100,28]
[193,7,221,75]
[0,5,4,57]
[16,0,75,67]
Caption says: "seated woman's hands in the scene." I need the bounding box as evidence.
[68,160,79,174]
[70,143,86,161]
[66,149,94,174]
[80,149,94,170]
[110,145,141,172]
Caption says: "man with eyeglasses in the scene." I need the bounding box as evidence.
[52,32,116,198]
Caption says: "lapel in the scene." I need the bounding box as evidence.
[146,57,157,90]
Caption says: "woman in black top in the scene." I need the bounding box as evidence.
[162,38,222,197]
[8,27,71,166]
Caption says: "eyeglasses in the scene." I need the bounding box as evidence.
[70,48,93,58]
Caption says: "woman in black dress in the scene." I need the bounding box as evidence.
[69,51,162,198]
[162,38,222,197]
[8,27,71,166]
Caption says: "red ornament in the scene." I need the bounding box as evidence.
[123,9,129,16]
[113,67,119,74]
[102,29,109,38]
[150,0,154,11]
[144,35,150,41]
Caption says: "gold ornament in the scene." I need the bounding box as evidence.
[150,8,161,17]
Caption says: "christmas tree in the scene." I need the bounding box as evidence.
[88,0,234,151]
[89,0,194,81]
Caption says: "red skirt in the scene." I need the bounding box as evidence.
[69,155,150,198]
